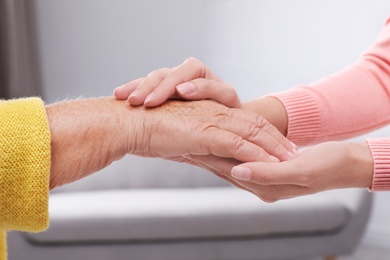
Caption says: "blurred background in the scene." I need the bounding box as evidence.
[2,0,390,259]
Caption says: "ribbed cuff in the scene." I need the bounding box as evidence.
[367,138,390,191]
[270,88,321,146]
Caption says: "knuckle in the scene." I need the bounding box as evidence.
[230,135,246,152]
[247,123,262,141]
[300,173,312,186]
[184,57,207,74]
[147,68,169,79]
[184,56,201,65]
[255,171,273,185]
[255,115,268,129]
[224,87,239,105]
[297,166,313,186]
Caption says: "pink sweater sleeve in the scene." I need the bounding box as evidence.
[272,18,390,191]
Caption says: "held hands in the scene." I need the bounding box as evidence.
[113,57,374,202]
[116,57,297,163]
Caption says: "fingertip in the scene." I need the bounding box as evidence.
[176,82,196,96]
[144,93,161,107]
[113,85,127,100]
[144,98,164,107]
[231,166,252,181]
[128,92,144,106]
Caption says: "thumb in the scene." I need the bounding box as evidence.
[231,161,300,185]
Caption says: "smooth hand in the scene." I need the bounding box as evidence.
[114,57,241,108]
[188,142,373,202]
[227,141,374,202]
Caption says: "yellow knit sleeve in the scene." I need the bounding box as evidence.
[0,232,5,260]
[0,98,51,244]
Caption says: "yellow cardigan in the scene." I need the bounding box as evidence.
[0,98,51,260]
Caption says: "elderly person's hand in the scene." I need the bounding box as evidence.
[128,99,294,161]
[47,97,293,189]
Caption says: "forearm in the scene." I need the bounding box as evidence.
[265,21,390,146]
[46,97,129,189]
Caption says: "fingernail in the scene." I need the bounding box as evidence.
[129,90,138,100]
[145,93,154,104]
[231,166,252,181]
[270,156,279,162]
[290,141,297,149]
[176,82,195,95]
[113,85,124,95]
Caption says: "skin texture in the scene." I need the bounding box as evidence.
[46,96,292,190]
[114,57,374,202]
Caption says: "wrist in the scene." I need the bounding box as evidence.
[345,142,373,189]
[47,97,129,189]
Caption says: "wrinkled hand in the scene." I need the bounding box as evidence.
[114,57,241,108]
[127,99,296,162]
[128,100,294,162]
[197,141,373,202]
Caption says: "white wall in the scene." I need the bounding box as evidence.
[33,0,390,247]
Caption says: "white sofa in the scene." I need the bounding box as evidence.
[8,157,373,260]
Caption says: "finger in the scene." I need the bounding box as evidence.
[187,155,313,202]
[227,109,297,160]
[188,154,239,176]
[144,57,221,107]
[231,161,302,186]
[173,79,241,108]
[129,68,171,106]
[114,78,144,100]
[189,154,314,202]
[199,127,279,163]
[187,154,257,195]
[213,111,293,161]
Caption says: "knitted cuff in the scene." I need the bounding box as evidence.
[0,98,51,232]
[270,88,321,146]
[366,138,390,191]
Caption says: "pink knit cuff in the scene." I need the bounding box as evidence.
[270,88,321,146]
[367,138,390,191]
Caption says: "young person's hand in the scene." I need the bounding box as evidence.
[227,141,373,202]
[114,57,241,108]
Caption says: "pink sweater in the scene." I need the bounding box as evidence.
[273,18,390,191]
